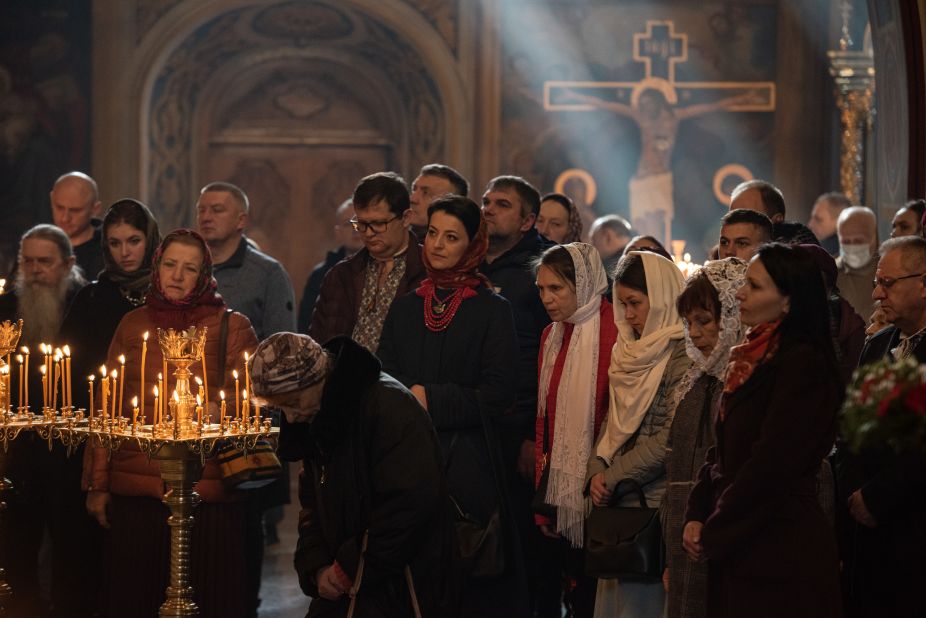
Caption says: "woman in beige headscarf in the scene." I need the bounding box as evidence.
[587,250,691,617]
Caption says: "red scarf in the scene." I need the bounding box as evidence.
[415,216,490,331]
[722,319,783,406]
[146,229,225,330]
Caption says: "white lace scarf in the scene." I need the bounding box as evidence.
[677,258,748,402]
[537,243,608,547]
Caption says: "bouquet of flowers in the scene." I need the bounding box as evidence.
[841,356,926,454]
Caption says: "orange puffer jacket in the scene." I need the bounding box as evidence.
[81,305,259,503]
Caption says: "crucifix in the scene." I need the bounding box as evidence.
[544,20,776,246]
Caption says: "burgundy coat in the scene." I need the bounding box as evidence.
[685,337,842,616]
[308,231,425,345]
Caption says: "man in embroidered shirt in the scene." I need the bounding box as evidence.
[309,172,426,350]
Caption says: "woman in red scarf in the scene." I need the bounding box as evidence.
[377,195,527,616]
[82,229,259,617]
[683,243,843,617]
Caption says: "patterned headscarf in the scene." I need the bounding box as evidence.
[98,199,161,301]
[419,206,490,290]
[677,258,748,400]
[249,332,331,397]
[145,229,224,329]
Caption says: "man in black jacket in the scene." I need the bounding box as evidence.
[249,332,457,617]
[838,236,926,616]
[479,175,556,615]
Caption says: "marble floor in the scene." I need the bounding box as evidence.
[257,463,311,617]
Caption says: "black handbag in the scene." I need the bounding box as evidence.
[445,419,506,579]
[531,410,556,518]
[584,478,664,581]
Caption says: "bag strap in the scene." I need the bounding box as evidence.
[346,531,370,618]
[611,478,649,508]
[404,565,423,618]
[217,309,232,381]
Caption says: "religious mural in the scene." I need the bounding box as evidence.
[498,1,779,256]
[0,1,91,275]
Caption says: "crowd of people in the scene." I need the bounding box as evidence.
[0,165,924,618]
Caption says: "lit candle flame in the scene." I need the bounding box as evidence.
[158,372,163,380]
[1,366,8,375]
[196,394,202,406]
[242,389,247,399]
[63,345,70,357]
[244,351,249,362]
[143,331,149,341]
[100,365,107,377]
[88,375,95,382]
[220,390,225,400]
[111,370,118,379]
[131,396,138,408]
[232,369,239,379]
[194,376,203,386]
[153,385,159,396]
[21,346,28,354]
[118,354,125,365]
[16,354,22,363]
[40,365,47,376]
[40,343,47,354]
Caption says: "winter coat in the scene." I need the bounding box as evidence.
[586,337,690,507]
[308,232,425,346]
[835,326,926,616]
[479,228,554,443]
[278,337,457,618]
[298,246,346,333]
[81,305,258,503]
[685,337,842,617]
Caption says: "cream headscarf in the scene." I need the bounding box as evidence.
[677,258,748,400]
[595,251,686,462]
[538,243,608,547]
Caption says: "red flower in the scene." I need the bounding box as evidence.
[904,384,926,417]
[878,384,905,418]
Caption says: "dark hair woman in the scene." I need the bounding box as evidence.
[663,258,746,618]
[537,192,583,244]
[588,251,691,616]
[683,243,843,617]
[533,243,616,616]
[377,195,526,616]
[82,229,259,617]
[61,199,162,411]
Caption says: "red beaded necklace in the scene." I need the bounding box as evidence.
[423,286,468,332]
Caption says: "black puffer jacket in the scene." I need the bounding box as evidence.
[279,337,458,618]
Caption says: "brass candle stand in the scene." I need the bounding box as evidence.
[75,326,277,617]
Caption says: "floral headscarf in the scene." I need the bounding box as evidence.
[146,229,224,329]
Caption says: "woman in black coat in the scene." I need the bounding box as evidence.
[377,195,527,616]
[60,198,161,409]
[683,243,843,617]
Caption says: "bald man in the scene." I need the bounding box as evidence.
[50,171,104,278]
[836,206,879,321]
[728,179,786,223]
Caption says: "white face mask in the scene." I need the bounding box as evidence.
[841,243,872,270]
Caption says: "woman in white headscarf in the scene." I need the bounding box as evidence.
[534,243,617,616]
[587,250,691,617]
[663,258,747,618]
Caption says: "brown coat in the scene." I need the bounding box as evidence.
[308,232,425,344]
[81,305,259,502]
[686,338,842,616]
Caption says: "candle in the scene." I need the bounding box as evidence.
[244,352,251,410]
[63,345,72,410]
[140,332,148,424]
[118,355,126,418]
[194,376,204,402]
[109,369,122,423]
[201,346,209,412]
[242,389,249,426]
[132,396,139,426]
[42,344,49,407]
[219,390,226,426]
[99,365,108,421]
[40,365,48,411]
[172,390,179,432]
[232,370,240,420]
[196,394,202,426]
[162,358,168,412]
[53,351,61,411]
[21,346,28,410]
[16,354,23,410]
[153,385,159,426]
[88,375,95,424]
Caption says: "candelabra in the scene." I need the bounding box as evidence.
[77,326,276,616]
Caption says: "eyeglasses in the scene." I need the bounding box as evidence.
[349,214,400,234]
[873,272,926,289]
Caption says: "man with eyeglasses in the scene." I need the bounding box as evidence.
[836,206,879,321]
[297,198,363,333]
[309,172,425,351]
[835,235,926,616]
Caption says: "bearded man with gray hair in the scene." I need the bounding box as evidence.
[0,224,86,348]
[249,332,458,616]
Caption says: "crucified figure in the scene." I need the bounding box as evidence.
[566,86,761,244]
